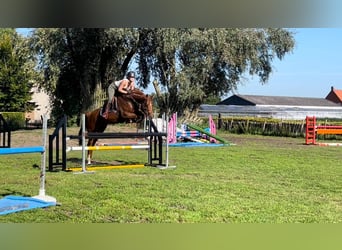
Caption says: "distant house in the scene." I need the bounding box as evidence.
[25,86,51,123]
[325,86,342,104]
[199,87,342,120]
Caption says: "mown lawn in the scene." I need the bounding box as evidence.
[0,131,342,223]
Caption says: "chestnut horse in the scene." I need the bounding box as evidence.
[79,88,153,164]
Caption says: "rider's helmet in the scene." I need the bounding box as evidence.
[126,71,135,79]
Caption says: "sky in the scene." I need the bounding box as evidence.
[234,28,342,99]
[16,28,342,99]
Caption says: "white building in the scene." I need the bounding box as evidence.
[25,86,51,122]
[199,90,342,120]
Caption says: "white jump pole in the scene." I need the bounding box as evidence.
[156,113,176,170]
[75,113,94,174]
[33,115,57,203]
[165,113,169,168]
[82,113,86,171]
[164,113,176,169]
[67,145,150,152]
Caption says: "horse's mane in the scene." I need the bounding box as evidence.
[117,89,150,117]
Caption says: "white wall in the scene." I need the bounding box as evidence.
[25,86,51,122]
[199,105,342,120]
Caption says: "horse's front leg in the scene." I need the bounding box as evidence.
[86,138,97,165]
[87,150,92,165]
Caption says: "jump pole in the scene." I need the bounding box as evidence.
[67,164,145,172]
[67,145,150,152]
[75,113,94,174]
[165,114,170,169]
[0,115,57,203]
[155,113,176,170]
[32,115,57,203]
[73,113,175,171]
[76,114,147,172]
[305,116,342,146]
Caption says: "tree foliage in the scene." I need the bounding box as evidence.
[137,28,295,116]
[30,28,295,119]
[30,28,139,121]
[0,28,36,112]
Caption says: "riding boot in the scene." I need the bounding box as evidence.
[102,102,111,119]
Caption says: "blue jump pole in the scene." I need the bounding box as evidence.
[0,115,57,203]
[0,146,45,155]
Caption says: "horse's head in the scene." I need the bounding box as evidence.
[119,90,153,120]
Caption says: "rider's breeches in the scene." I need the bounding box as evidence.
[107,83,117,103]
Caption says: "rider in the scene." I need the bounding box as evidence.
[102,71,136,119]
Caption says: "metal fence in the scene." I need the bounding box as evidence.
[215,116,306,137]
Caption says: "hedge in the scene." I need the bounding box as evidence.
[0,112,26,131]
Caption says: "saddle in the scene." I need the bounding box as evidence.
[101,89,147,119]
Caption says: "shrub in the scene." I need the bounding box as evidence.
[1,112,25,130]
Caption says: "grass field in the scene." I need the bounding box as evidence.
[0,127,342,223]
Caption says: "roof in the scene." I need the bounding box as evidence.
[217,94,341,107]
[325,86,342,103]
[332,89,342,100]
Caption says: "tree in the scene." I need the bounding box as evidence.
[30,28,139,122]
[137,28,295,117]
[30,28,295,120]
[0,28,36,112]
